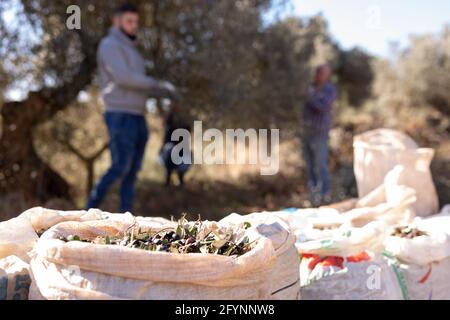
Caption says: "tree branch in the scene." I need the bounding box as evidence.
[36,30,99,124]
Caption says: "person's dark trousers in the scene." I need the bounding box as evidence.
[87,112,148,213]
[302,131,330,197]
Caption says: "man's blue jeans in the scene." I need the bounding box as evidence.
[302,133,329,196]
[87,112,148,212]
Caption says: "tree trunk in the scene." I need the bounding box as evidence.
[0,31,98,204]
[0,95,70,201]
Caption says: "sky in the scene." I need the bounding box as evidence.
[289,0,450,57]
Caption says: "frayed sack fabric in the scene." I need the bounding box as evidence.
[353,129,438,217]
[29,216,295,300]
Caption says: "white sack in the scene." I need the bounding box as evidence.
[353,128,438,217]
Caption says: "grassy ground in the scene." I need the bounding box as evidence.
[82,168,356,222]
[78,118,358,221]
[1,110,448,222]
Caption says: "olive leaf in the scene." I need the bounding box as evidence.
[212,238,228,249]
[59,216,256,257]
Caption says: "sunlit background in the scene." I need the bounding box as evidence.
[0,0,448,221]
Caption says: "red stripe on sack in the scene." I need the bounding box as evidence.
[346,251,371,263]
[300,254,320,270]
[305,254,323,270]
[320,256,344,269]
[418,264,432,284]
[301,254,345,270]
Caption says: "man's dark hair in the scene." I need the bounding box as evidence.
[115,3,139,15]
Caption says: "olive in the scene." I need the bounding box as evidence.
[164,233,174,241]
[172,233,180,240]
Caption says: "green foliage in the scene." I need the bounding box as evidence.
[0,1,368,131]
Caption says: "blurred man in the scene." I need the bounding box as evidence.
[302,64,337,205]
[87,3,177,213]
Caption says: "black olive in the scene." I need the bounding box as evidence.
[172,233,180,240]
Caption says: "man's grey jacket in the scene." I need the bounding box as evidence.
[97,27,171,115]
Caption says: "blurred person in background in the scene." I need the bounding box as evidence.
[302,64,337,206]
[87,3,177,213]
[159,105,192,187]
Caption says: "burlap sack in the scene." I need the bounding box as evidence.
[29,217,293,300]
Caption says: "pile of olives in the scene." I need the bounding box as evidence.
[60,217,253,257]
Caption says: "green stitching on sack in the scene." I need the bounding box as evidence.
[383,251,410,300]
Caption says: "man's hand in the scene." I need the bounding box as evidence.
[160,80,176,93]
[159,80,180,101]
